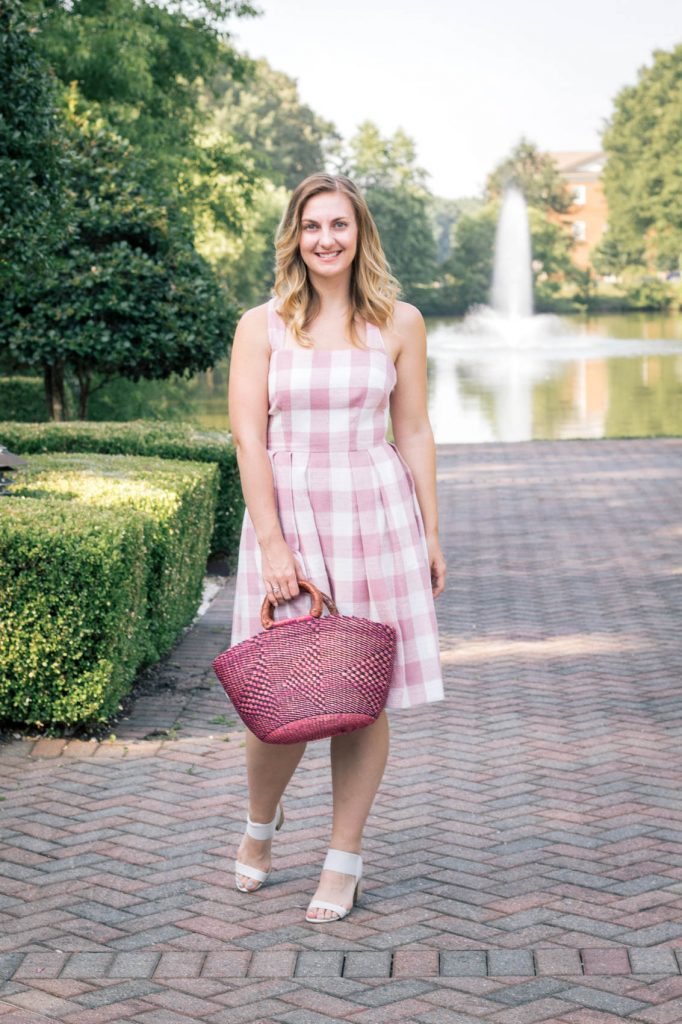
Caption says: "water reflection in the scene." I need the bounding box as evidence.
[426,313,682,443]
[88,314,682,444]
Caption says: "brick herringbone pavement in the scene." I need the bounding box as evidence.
[2,438,682,1023]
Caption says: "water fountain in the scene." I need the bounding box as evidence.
[456,186,564,348]
[424,185,682,443]
[491,185,534,319]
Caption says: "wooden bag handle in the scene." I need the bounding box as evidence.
[260,578,339,630]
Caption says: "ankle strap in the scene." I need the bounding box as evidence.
[324,848,362,876]
[246,806,279,840]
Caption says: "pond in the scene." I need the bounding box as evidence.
[88,312,682,444]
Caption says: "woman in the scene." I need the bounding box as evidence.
[228,171,445,923]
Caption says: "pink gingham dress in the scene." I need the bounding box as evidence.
[230,296,444,709]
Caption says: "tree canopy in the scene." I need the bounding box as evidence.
[1,0,249,418]
[0,0,68,298]
[203,57,340,191]
[6,100,237,419]
[30,0,262,227]
[598,43,682,272]
[485,136,573,213]
[344,121,437,300]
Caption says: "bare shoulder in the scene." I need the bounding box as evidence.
[383,300,426,360]
[391,301,425,331]
[233,301,270,353]
[237,300,269,333]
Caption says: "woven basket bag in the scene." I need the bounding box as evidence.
[212,579,397,743]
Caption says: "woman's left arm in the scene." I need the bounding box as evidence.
[388,303,446,598]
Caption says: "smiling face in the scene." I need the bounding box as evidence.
[298,191,358,281]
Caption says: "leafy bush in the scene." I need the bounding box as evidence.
[11,451,219,659]
[0,419,243,564]
[0,498,148,729]
[1,452,219,729]
[0,377,49,421]
[622,274,676,311]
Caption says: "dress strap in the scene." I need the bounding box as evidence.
[267,296,287,352]
[364,320,387,352]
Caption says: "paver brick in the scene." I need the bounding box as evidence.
[2,439,682,1022]
[488,977,569,1005]
[0,955,26,980]
[558,983,649,1016]
[29,739,67,759]
[152,953,205,978]
[201,951,252,977]
[439,951,488,977]
[628,948,680,975]
[581,948,630,975]
[294,951,345,977]
[343,952,392,978]
[247,950,298,977]
[487,951,535,976]
[12,955,72,982]
[534,949,582,975]
[107,953,161,978]
[392,950,440,977]
[59,954,115,979]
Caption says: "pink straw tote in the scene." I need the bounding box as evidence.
[212,579,397,743]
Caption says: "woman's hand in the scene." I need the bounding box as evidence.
[260,538,302,606]
[427,534,446,598]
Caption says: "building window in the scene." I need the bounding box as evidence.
[572,220,587,242]
[571,184,586,205]
[583,160,605,173]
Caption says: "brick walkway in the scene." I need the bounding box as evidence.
[2,438,682,1023]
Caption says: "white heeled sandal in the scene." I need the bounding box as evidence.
[234,802,284,892]
[305,848,363,923]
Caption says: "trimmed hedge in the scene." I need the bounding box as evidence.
[0,498,148,728]
[1,452,219,729]
[0,420,243,564]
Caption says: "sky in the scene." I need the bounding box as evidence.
[226,0,680,200]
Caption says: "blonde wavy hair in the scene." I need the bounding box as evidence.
[272,172,401,348]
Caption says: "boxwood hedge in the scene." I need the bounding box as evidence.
[0,420,243,565]
[1,452,219,729]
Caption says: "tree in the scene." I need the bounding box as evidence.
[4,101,236,419]
[359,187,437,300]
[29,0,262,230]
[347,122,430,192]
[203,57,340,191]
[0,0,68,301]
[526,207,580,307]
[429,196,483,265]
[344,121,437,299]
[486,136,573,213]
[196,56,338,306]
[476,137,579,309]
[440,200,578,315]
[443,206,498,311]
[598,43,682,272]
[195,179,288,308]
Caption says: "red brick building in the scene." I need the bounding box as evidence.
[546,151,608,272]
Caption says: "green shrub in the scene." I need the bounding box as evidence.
[0,497,148,729]
[0,420,243,564]
[622,275,676,311]
[9,452,219,666]
[0,377,48,421]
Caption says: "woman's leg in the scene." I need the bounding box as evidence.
[236,729,307,891]
[306,710,390,919]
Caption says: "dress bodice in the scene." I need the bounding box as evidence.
[266,298,397,454]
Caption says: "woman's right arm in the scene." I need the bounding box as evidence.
[228,304,301,606]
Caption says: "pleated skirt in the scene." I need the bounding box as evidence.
[229,440,444,709]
